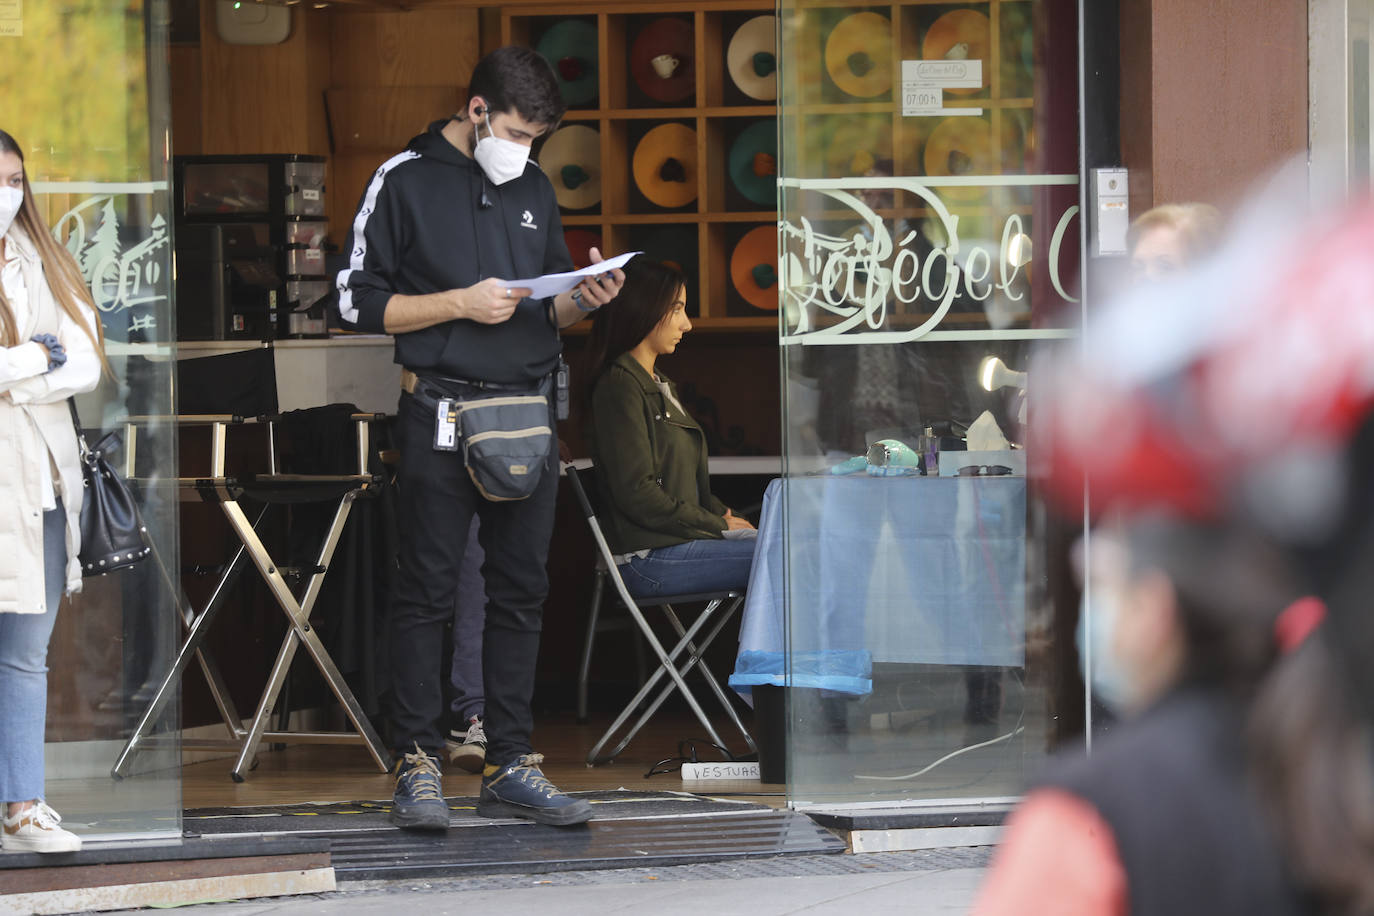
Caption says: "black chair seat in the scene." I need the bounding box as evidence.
[630,589,743,608]
[236,473,380,505]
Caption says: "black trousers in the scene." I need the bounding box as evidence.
[388,387,558,766]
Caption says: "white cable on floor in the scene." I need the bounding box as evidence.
[853,725,1026,781]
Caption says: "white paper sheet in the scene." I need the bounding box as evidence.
[505,250,641,299]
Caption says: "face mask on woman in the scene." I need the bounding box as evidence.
[0,187,22,237]
[472,111,529,186]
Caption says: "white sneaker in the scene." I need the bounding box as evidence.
[3,802,82,853]
[446,715,487,774]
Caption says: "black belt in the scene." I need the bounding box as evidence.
[401,368,549,397]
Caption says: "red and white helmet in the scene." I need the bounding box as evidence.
[1037,199,1374,539]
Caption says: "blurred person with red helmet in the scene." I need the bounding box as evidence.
[973,192,1374,915]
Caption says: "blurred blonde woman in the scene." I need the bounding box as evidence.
[0,129,109,853]
[1127,202,1222,280]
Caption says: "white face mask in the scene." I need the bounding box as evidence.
[0,187,22,238]
[472,111,530,186]
[1078,587,1133,715]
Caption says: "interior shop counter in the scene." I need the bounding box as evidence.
[178,337,399,414]
[729,474,1028,697]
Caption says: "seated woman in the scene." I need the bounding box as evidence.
[585,257,756,598]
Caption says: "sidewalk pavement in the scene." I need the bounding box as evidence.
[104,848,992,915]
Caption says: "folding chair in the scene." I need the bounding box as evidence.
[575,553,649,723]
[564,465,756,766]
[112,410,391,782]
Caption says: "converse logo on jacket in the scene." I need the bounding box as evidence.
[520,210,537,230]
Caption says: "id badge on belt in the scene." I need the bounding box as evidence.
[434,398,459,451]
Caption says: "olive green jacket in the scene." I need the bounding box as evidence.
[587,353,728,554]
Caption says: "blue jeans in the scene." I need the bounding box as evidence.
[620,536,757,599]
[0,504,66,803]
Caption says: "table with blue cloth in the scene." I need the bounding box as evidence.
[728,474,1027,697]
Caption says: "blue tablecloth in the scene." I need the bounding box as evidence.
[729,475,1027,697]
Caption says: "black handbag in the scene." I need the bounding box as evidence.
[67,399,151,575]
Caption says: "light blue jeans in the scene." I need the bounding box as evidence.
[620,535,757,599]
[0,504,65,803]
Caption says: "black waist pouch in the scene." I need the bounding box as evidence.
[457,387,553,501]
[411,373,554,501]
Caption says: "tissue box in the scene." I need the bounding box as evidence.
[938,449,1025,477]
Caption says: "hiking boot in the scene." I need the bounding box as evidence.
[390,744,450,831]
[2,802,81,853]
[446,716,487,774]
[478,753,592,826]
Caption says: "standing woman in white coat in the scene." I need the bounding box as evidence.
[0,129,109,853]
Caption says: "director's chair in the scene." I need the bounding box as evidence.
[564,465,755,766]
[111,410,392,782]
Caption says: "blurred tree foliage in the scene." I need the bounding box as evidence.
[1,0,152,183]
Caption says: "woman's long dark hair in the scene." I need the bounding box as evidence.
[584,256,685,385]
[0,129,112,377]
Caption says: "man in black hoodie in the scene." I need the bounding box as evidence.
[337,46,625,831]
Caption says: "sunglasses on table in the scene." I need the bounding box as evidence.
[956,464,1014,477]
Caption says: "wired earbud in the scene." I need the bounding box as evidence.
[471,100,494,208]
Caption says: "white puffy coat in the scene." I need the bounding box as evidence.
[0,224,103,613]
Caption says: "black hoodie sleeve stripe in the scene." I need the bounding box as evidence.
[336,149,421,333]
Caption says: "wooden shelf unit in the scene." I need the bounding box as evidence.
[766,0,1058,332]
[503,2,781,327]
[777,1,1036,183]
[507,1,1045,330]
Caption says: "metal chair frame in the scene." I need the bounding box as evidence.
[564,465,755,766]
[111,412,391,782]
[575,553,649,723]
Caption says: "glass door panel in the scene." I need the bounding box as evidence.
[775,0,1083,809]
[2,0,180,843]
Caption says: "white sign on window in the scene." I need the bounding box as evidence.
[902,59,983,117]
[0,0,20,37]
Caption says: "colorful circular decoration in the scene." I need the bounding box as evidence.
[630,17,695,104]
[727,15,778,101]
[539,125,601,211]
[824,12,892,98]
[536,20,599,107]
[924,117,994,201]
[563,229,603,270]
[632,123,698,209]
[729,225,779,311]
[727,119,777,208]
[920,10,990,97]
[816,114,892,179]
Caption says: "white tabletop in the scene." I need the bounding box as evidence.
[565,456,783,476]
